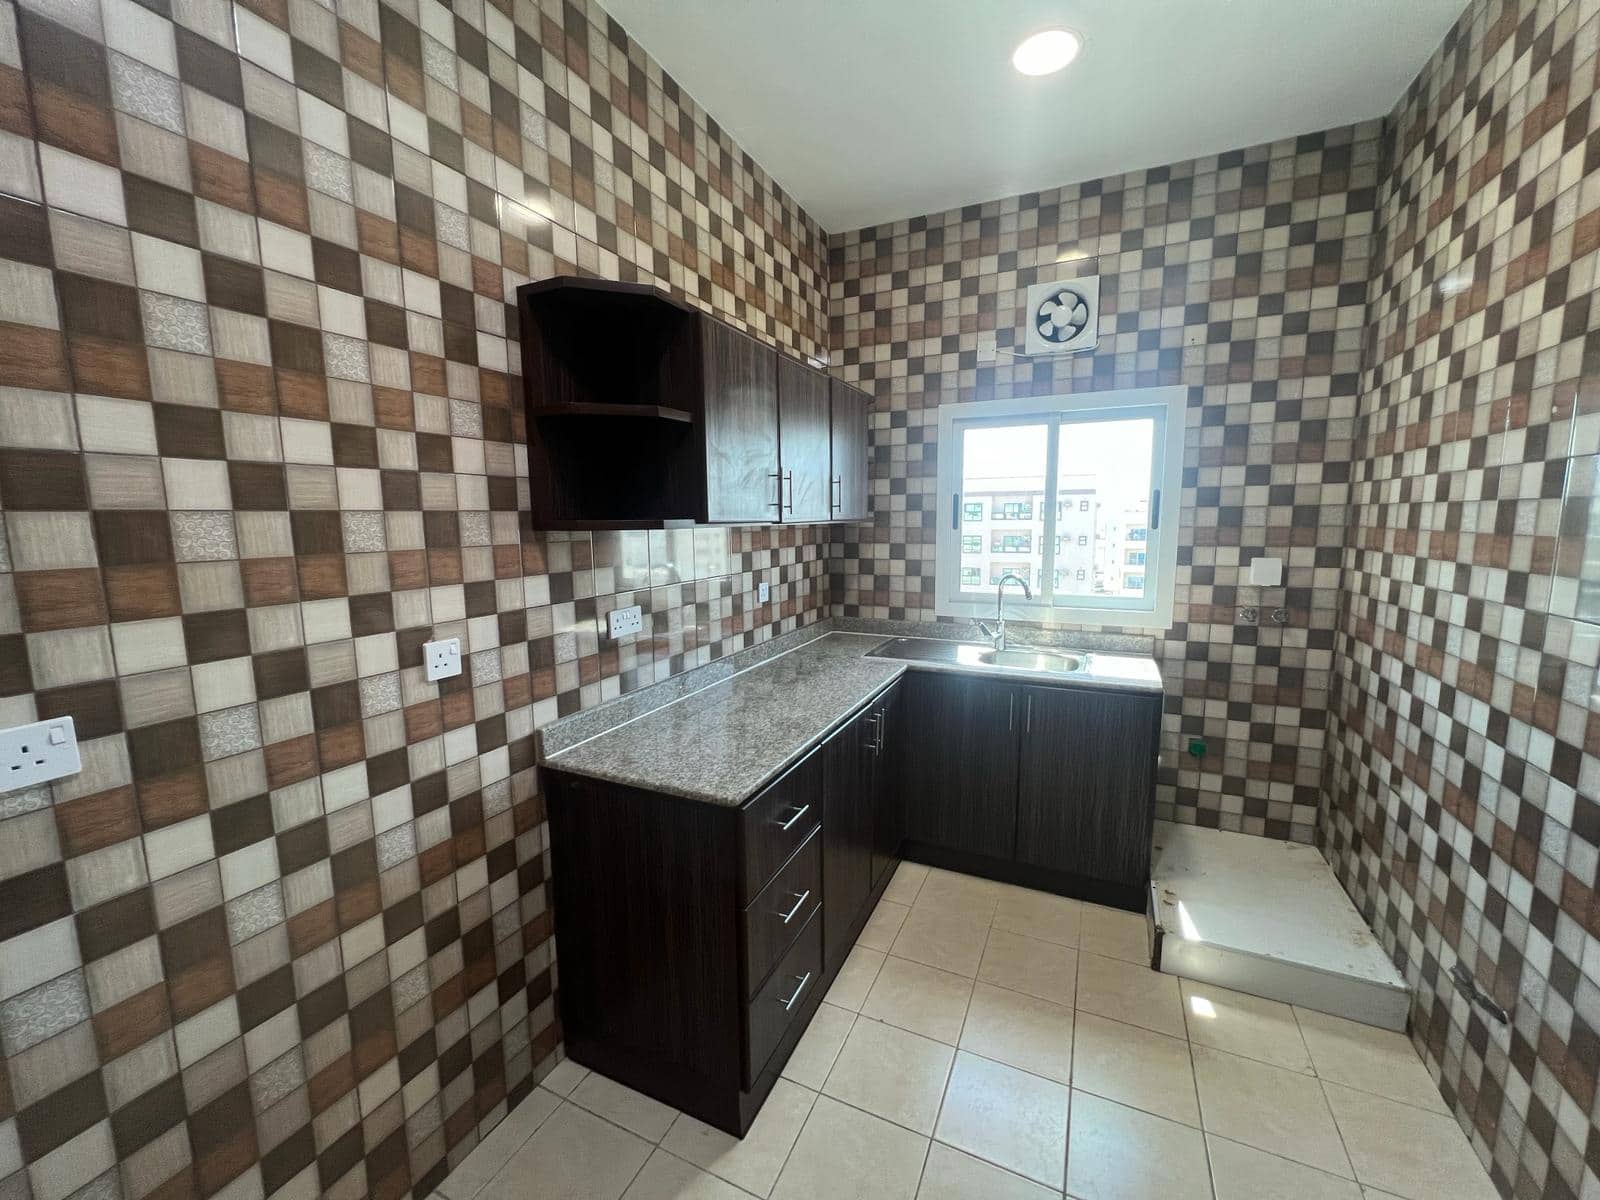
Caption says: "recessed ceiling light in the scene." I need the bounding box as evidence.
[1012,28,1081,76]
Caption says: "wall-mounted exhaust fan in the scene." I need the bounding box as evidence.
[1023,276,1100,355]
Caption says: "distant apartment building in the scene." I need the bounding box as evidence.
[958,474,1148,599]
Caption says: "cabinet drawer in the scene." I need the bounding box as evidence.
[744,908,822,1089]
[742,827,821,998]
[739,749,822,904]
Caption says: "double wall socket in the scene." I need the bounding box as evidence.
[607,605,643,638]
[1,716,81,791]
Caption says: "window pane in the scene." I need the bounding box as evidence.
[959,423,1047,597]
[1051,418,1155,601]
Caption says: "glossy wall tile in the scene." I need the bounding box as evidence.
[826,124,1381,841]
[1323,0,1600,1195]
[0,0,830,1197]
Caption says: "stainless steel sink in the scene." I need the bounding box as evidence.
[978,648,1085,673]
[866,637,1088,678]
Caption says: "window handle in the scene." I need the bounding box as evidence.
[1151,488,1161,531]
[951,493,960,530]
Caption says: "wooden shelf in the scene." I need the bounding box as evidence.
[528,401,694,423]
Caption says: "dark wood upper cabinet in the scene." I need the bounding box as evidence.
[702,319,781,523]
[900,673,1021,860]
[517,277,872,529]
[829,379,870,520]
[1015,687,1160,891]
[777,357,832,522]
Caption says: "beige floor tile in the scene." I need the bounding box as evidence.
[484,1102,653,1200]
[771,1094,929,1200]
[883,861,930,906]
[1075,952,1185,1038]
[539,1058,591,1097]
[782,1002,856,1090]
[1181,980,1312,1073]
[858,898,912,951]
[1078,905,1148,964]
[890,907,992,977]
[661,1078,816,1197]
[1071,1012,1199,1127]
[1294,1008,1446,1112]
[822,1015,955,1134]
[1207,1135,1361,1200]
[913,868,1002,921]
[992,886,1081,948]
[916,1142,1059,1200]
[826,944,887,1011]
[977,928,1077,1005]
[1191,1045,1351,1179]
[1065,1092,1211,1200]
[571,1071,679,1142]
[439,1088,561,1200]
[861,955,975,1044]
[1322,1081,1497,1200]
[622,1149,758,1200]
[958,982,1074,1085]
[934,1051,1070,1189]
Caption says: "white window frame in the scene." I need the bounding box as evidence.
[934,386,1184,630]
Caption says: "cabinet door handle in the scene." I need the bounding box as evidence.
[864,713,880,754]
[775,803,811,832]
[777,890,811,924]
[777,971,812,1011]
[784,470,794,514]
[1025,694,1033,733]
[769,472,782,510]
[831,475,842,513]
[1008,693,1015,730]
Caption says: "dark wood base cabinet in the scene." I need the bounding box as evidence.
[894,672,1162,912]
[543,667,1160,1138]
[543,681,900,1136]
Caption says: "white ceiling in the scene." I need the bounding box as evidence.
[596,0,1467,233]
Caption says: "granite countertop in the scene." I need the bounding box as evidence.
[540,633,906,806]
[540,630,1166,807]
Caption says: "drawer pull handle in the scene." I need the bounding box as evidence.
[778,971,812,1011]
[775,804,811,832]
[777,890,811,924]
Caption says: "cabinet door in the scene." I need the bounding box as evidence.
[821,709,874,971]
[776,357,831,521]
[869,684,902,889]
[899,673,1020,860]
[701,319,779,522]
[1015,687,1159,888]
[828,379,870,520]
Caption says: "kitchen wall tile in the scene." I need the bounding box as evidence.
[827,123,1377,840]
[1320,0,1600,1194]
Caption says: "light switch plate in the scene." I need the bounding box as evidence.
[1,716,82,792]
[757,581,770,603]
[607,605,643,638]
[424,637,461,681]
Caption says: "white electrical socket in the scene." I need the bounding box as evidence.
[607,604,643,638]
[424,637,461,682]
[757,581,770,603]
[1,716,81,792]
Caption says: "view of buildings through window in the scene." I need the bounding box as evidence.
[957,419,1153,601]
